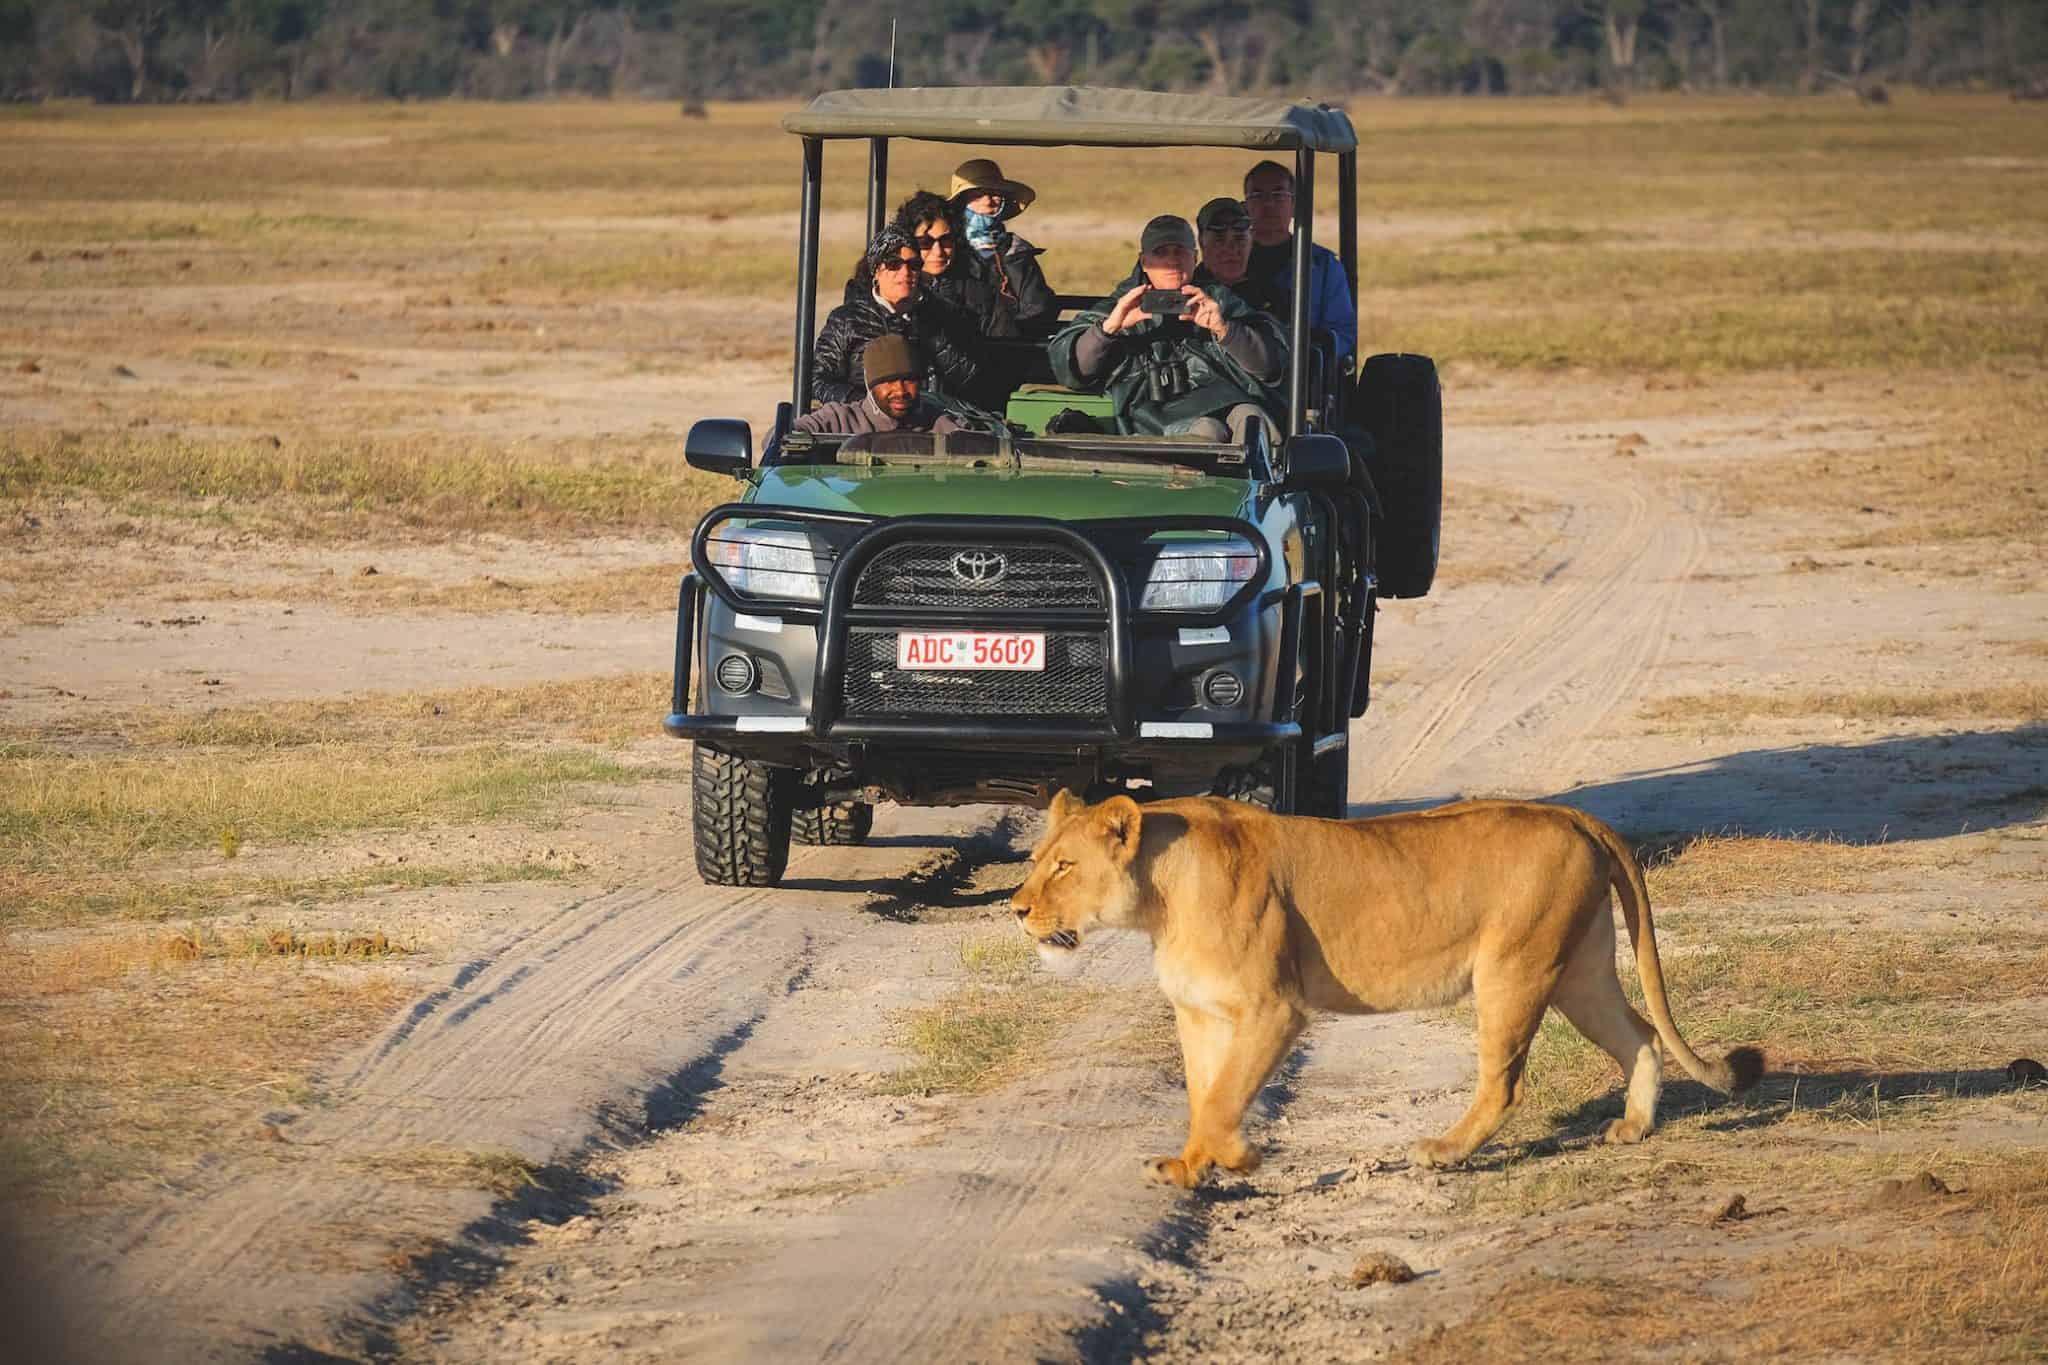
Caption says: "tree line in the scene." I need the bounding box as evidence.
[4,0,2043,104]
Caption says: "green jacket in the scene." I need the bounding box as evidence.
[1048,276,1287,436]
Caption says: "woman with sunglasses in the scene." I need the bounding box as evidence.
[810,225,988,409]
[890,190,1022,413]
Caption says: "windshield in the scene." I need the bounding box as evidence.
[789,428,1258,480]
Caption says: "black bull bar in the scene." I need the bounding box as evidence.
[662,511,1312,764]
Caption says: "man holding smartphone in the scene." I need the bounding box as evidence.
[1049,214,1287,443]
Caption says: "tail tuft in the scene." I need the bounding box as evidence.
[1722,1046,1766,1094]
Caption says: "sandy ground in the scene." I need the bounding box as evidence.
[5,283,2046,1363]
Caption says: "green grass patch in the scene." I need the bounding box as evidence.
[2,861,569,931]
[0,429,731,539]
[882,987,1062,1096]
[0,745,653,880]
[80,673,670,751]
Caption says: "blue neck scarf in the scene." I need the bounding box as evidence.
[964,204,1010,257]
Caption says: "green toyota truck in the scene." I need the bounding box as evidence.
[668,87,1441,886]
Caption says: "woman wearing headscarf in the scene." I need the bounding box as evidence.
[946,158,1058,340]
[809,225,988,408]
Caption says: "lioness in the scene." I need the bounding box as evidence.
[1011,792,1763,1188]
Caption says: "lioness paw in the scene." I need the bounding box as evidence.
[1602,1116,1652,1145]
[1218,1145,1262,1176]
[1145,1156,1200,1189]
[1407,1138,1464,1170]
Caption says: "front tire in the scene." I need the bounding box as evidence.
[792,800,874,846]
[691,746,793,887]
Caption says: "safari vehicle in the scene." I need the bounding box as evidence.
[668,87,1442,886]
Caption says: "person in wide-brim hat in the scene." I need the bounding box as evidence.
[942,157,1057,339]
[947,158,1036,217]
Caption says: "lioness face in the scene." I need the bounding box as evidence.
[1011,791,1143,966]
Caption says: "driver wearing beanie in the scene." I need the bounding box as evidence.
[795,334,965,435]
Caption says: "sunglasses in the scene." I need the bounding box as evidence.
[875,257,919,273]
[914,233,956,252]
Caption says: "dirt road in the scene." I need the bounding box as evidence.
[27,383,2045,1363]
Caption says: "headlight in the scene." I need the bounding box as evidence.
[704,522,823,602]
[1139,534,1258,611]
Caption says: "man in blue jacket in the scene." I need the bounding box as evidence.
[1243,160,1356,364]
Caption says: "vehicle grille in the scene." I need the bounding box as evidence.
[852,542,1104,611]
[840,628,1108,718]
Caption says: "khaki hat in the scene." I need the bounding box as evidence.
[862,334,919,388]
[947,158,1036,216]
[1196,197,1252,233]
[1139,214,1196,254]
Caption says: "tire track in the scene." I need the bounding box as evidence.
[89,860,822,1360]
[1359,455,1702,805]
[679,933,1177,1364]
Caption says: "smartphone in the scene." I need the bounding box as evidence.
[1138,287,1192,317]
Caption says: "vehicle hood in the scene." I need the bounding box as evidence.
[746,463,1256,523]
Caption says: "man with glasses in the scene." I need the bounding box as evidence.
[1243,159,1356,363]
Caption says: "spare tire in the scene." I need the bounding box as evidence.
[1355,354,1442,599]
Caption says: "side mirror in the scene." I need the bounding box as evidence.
[685,418,753,477]
[1283,433,1352,492]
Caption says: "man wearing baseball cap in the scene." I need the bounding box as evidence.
[1048,213,1286,443]
[794,335,965,436]
[1193,196,1288,320]
[947,156,1058,338]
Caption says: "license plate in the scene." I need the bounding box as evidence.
[896,631,1046,672]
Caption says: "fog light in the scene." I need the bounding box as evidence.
[715,652,758,695]
[1203,670,1245,708]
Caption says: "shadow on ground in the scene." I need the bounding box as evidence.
[1355,724,2048,842]
[1464,1065,2043,1174]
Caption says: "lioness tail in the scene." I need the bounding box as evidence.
[1573,812,1764,1095]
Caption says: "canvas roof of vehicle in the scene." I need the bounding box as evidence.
[782,85,1358,153]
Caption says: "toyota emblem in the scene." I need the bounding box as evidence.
[950,550,1008,587]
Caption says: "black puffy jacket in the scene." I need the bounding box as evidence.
[981,238,1058,340]
[810,284,987,408]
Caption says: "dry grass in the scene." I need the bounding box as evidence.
[351,1146,546,1199]
[1640,682,2048,726]
[0,860,566,932]
[1416,1149,2048,1364]
[1,429,728,541]
[100,673,669,750]
[0,936,410,1204]
[1488,900,2048,1156]
[5,926,406,997]
[3,97,2045,374]
[0,740,661,929]
[1,745,647,872]
[957,930,1041,986]
[1698,374,2048,550]
[1490,826,2048,1162]
[882,932,1084,1095]
[1644,832,1904,903]
[883,988,1065,1096]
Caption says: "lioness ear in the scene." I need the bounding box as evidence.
[1047,788,1085,828]
[1096,795,1143,865]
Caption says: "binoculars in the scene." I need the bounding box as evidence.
[1144,341,1194,405]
